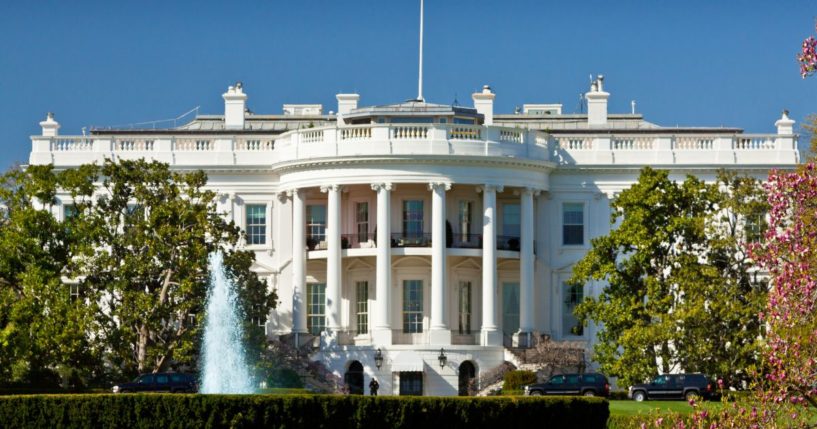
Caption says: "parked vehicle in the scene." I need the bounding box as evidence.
[112,372,198,393]
[522,373,611,397]
[628,373,715,402]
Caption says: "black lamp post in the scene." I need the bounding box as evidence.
[374,348,383,370]
[438,348,447,368]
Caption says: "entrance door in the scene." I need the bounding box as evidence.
[458,361,476,396]
[345,361,364,395]
[502,282,520,337]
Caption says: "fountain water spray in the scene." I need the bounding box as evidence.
[200,251,256,393]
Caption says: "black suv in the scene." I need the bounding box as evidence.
[629,373,714,401]
[523,373,610,397]
[113,372,198,393]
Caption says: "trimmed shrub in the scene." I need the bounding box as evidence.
[503,370,537,392]
[0,394,610,429]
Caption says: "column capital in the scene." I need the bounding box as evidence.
[595,190,618,200]
[320,184,343,193]
[428,182,452,192]
[517,187,542,197]
[371,182,393,192]
[476,184,504,194]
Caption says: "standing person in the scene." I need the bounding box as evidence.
[369,378,379,396]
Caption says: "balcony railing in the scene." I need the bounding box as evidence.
[450,233,482,249]
[496,235,521,251]
[391,232,432,248]
[31,125,796,168]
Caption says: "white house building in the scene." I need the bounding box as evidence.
[29,77,799,396]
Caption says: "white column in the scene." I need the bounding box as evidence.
[480,184,503,346]
[290,189,307,335]
[321,185,342,339]
[372,183,393,345]
[429,182,452,345]
[516,187,537,347]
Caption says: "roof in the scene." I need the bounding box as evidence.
[343,100,481,120]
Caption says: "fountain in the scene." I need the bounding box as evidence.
[199,251,256,394]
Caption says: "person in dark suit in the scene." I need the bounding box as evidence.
[369,378,380,396]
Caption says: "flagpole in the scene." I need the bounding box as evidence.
[418,0,424,102]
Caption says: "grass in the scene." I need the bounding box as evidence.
[609,399,721,417]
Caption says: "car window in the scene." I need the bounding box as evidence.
[565,375,580,385]
[549,375,565,385]
[653,375,669,385]
[156,375,169,384]
[583,375,596,383]
[138,375,154,384]
[676,375,685,384]
[171,374,185,383]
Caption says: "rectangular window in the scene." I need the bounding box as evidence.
[402,280,423,333]
[502,203,520,237]
[306,205,327,243]
[64,204,78,221]
[402,200,424,237]
[69,283,80,302]
[562,203,584,245]
[458,201,473,241]
[745,213,765,243]
[356,281,369,335]
[502,282,520,336]
[399,372,423,396]
[251,304,267,327]
[307,283,326,335]
[562,282,584,336]
[458,281,472,335]
[245,204,267,245]
[356,202,369,243]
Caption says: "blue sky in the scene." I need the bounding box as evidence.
[1,1,814,169]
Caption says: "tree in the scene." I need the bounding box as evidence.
[569,168,767,387]
[0,165,100,386]
[64,159,275,376]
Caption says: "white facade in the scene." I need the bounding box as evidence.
[29,77,799,396]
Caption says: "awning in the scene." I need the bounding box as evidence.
[389,351,425,372]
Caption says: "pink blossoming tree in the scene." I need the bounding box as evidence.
[799,24,817,78]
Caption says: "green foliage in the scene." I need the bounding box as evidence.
[503,370,537,392]
[0,165,101,386]
[58,159,276,376]
[570,168,767,387]
[0,394,610,429]
[0,160,276,385]
[266,368,304,388]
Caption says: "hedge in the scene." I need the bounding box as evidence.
[0,394,609,429]
[503,370,538,392]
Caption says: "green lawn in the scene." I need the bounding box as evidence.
[609,399,721,417]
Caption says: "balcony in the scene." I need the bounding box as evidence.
[391,232,432,248]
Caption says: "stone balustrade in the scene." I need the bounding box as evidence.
[30,124,798,167]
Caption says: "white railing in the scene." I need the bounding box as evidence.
[32,126,796,168]
[175,138,212,151]
[448,125,482,140]
[674,136,714,150]
[556,137,593,150]
[340,126,372,140]
[302,130,324,143]
[115,139,154,151]
[236,138,274,151]
[499,129,523,143]
[392,125,429,139]
[51,137,93,151]
[612,136,653,150]
[734,135,775,150]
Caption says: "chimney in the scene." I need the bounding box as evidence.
[223,82,248,130]
[586,75,609,126]
[40,112,60,137]
[775,109,795,135]
[472,85,495,125]
[336,93,360,125]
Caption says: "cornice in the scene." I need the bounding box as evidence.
[270,155,556,174]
